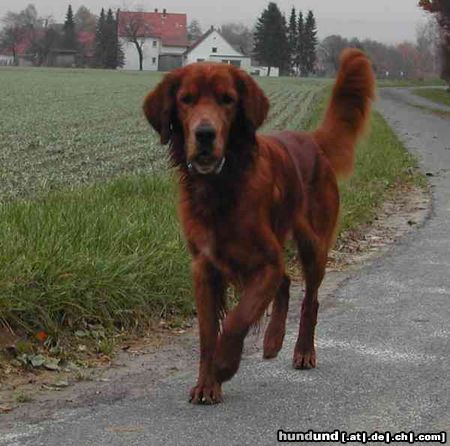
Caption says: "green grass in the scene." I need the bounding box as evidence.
[339,112,421,232]
[411,87,450,107]
[0,175,192,335]
[0,67,166,201]
[377,78,447,88]
[0,68,421,339]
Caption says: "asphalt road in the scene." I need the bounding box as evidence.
[1,90,449,445]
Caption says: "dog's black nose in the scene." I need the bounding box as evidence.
[195,125,216,147]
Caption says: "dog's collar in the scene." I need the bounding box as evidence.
[215,157,226,174]
[187,157,226,175]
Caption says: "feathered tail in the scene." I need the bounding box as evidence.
[313,49,376,178]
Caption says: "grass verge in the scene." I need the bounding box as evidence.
[0,175,192,337]
[377,78,447,88]
[411,87,450,107]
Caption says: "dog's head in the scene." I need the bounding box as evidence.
[143,63,269,175]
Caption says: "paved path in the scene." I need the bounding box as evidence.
[1,90,449,446]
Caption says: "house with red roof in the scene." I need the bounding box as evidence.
[117,9,188,71]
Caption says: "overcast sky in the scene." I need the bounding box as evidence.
[0,0,429,44]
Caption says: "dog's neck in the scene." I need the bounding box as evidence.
[176,138,257,222]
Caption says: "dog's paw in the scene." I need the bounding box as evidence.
[189,382,223,405]
[293,348,316,370]
[263,330,285,359]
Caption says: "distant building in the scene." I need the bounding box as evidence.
[249,66,280,77]
[0,26,95,67]
[184,27,251,71]
[0,54,14,66]
[117,9,189,71]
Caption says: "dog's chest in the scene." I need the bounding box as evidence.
[191,221,257,277]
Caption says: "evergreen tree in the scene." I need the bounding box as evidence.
[296,11,306,76]
[304,10,318,76]
[104,9,124,68]
[287,7,297,74]
[253,2,290,75]
[62,5,78,51]
[94,8,106,67]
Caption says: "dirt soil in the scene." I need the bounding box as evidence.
[0,183,430,422]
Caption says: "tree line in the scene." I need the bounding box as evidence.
[0,4,123,68]
[1,1,449,86]
[318,29,440,80]
[253,2,318,76]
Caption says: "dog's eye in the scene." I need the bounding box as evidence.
[180,94,195,105]
[220,94,235,105]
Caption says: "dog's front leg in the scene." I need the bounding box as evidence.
[213,264,283,384]
[189,257,226,405]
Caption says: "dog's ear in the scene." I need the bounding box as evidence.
[234,69,269,132]
[143,71,181,145]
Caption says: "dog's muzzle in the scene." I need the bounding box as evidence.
[187,156,226,175]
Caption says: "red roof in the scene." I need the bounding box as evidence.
[78,31,95,49]
[118,10,188,47]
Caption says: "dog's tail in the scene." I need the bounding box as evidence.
[313,49,376,178]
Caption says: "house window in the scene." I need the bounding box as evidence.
[152,57,156,64]
[153,40,157,47]
[212,47,217,53]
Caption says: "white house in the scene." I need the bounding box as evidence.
[184,27,251,71]
[0,54,14,66]
[118,9,189,71]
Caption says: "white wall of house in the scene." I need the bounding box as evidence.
[120,37,161,71]
[209,55,251,71]
[161,45,186,55]
[184,30,250,70]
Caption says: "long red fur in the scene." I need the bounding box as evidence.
[143,49,376,405]
[313,48,376,177]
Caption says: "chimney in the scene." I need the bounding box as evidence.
[154,8,158,12]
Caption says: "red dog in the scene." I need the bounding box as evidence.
[143,49,375,404]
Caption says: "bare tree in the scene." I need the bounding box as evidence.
[0,25,25,64]
[0,4,43,64]
[74,6,97,33]
[120,11,152,71]
[220,23,253,56]
[419,0,450,89]
[187,19,202,44]
[416,17,441,76]
[317,35,349,74]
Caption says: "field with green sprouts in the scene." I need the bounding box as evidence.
[0,67,420,340]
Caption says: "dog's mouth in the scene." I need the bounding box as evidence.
[189,154,226,175]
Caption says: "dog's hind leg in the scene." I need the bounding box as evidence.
[292,224,328,370]
[263,274,291,359]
